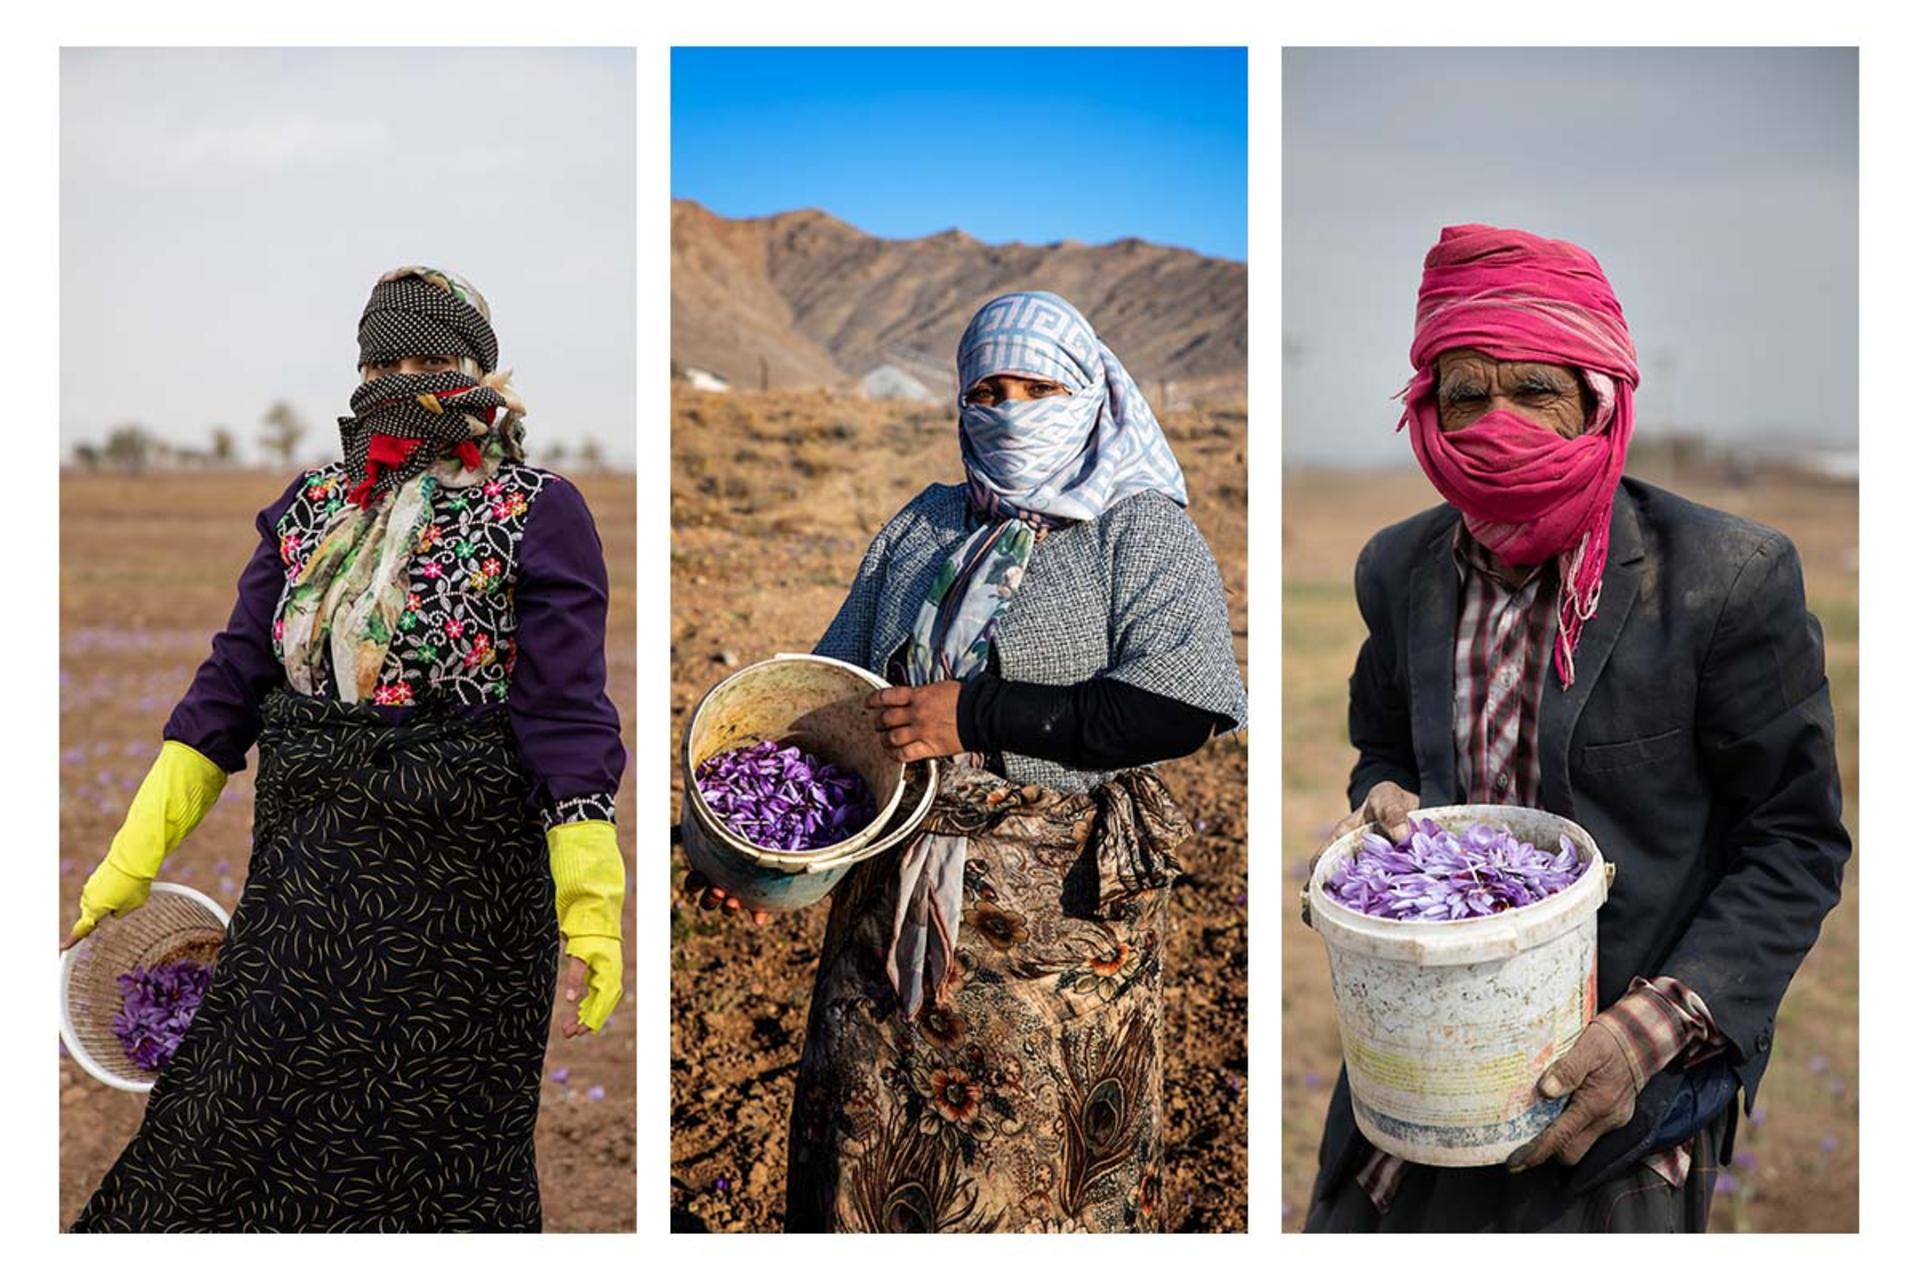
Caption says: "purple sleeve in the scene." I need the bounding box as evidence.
[161,472,308,772]
[509,475,627,824]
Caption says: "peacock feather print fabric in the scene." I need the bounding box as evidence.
[784,765,1190,1232]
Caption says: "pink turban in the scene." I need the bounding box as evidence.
[1396,224,1640,688]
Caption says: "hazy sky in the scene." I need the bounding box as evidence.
[672,47,1248,260]
[62,48,636,466]
[1283,47,1857,467]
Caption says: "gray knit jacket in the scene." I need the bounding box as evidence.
[814,483,1247,793]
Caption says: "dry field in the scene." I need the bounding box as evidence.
[1281,466,1860,1232]
[58,467,639,1232]
[669,388,1250,1231]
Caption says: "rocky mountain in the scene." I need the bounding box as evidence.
[671,199,1247,402]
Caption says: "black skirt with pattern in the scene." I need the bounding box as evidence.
[71,687,557,1232]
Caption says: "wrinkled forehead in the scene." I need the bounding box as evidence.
[957,292,1100,392]
[1433,348,1582,380]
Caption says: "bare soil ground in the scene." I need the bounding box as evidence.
[1280,466,1859,1232]
[669,389,1249,1232]
[59,468,638,1232]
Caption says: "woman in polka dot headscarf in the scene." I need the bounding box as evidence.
[64,267,628,1232]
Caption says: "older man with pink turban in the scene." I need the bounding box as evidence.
[1304,225,1850,1232]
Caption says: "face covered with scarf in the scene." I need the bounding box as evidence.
[279,266,528,704]
[881,290,1190,1018]
[1396,224,1639,688]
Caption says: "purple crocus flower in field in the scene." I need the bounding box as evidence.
[111,959,214,1072]
[1323,818,1583,921]
[695,740,877,852]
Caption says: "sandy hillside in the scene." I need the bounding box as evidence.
[672,200,1247,402]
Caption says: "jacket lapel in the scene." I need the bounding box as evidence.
[1406,521,1460,805]
[1537,488,1645,817]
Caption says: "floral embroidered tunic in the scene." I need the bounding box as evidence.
[164,461,625,829]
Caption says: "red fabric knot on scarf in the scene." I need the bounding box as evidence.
[345,434,485,508]
[1397,224,1640,689]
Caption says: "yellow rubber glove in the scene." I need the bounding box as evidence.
[548,819,625,1033]
[69,741,228,942]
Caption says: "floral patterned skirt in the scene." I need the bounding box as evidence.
[783,766,1192,1233]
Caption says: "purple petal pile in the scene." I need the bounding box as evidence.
[1326,818,1583,921]
[695,739,877,852]
[112,958,214,1072]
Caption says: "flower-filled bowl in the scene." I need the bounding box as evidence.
[60,881,228,1093]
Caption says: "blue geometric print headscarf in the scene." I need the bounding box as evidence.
[888,291,1189,1019]
[956,290,1189,524]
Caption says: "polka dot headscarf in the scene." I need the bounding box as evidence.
[356,265,499,373]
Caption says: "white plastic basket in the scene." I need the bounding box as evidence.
[60,881,230,1093]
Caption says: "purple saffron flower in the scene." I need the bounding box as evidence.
[1324,818,1583,921]
[1734,1149,1756,1170]
[695,740,877,851]
[586,1084,606,1101]
[1808,1055,1830,1075]
[551,1067,570,1084]
[715,1176,731,1193]
[1820,1134,1839,1154]
[111,958,214,1072]
[1750,1105,1767,1127]
[1715,1172,1742,1197]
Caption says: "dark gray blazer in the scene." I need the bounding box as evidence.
[1316,477,1849,1200]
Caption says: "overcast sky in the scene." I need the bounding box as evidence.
[1282,47,1857,467]
[62,48,635,466]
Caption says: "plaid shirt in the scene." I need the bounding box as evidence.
[1351,528,1726,1215]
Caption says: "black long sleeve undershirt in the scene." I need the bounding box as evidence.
[955,673,1229,772]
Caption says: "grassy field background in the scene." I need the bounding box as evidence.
[58,468,638,1232]
[1280,466,1860,1232]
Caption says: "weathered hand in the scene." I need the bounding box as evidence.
[1506,1018,1641,1171]
[1300,781,1420,924]
[556,954,592,1039]
[680,869,770,926]
[867,682,964,764]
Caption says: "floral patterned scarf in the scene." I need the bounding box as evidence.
[279,393,524,704]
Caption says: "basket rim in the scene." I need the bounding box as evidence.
[58,881,230,1093]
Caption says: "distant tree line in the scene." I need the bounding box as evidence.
[70,401,615,473]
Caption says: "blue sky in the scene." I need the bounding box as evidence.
[672,47,1247,261]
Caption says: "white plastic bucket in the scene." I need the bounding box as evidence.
[1305,805,1611,1166]
[679,653,937,912]
[60,881,230,1093]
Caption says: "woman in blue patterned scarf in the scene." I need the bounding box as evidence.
[694,290,1246,1232]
